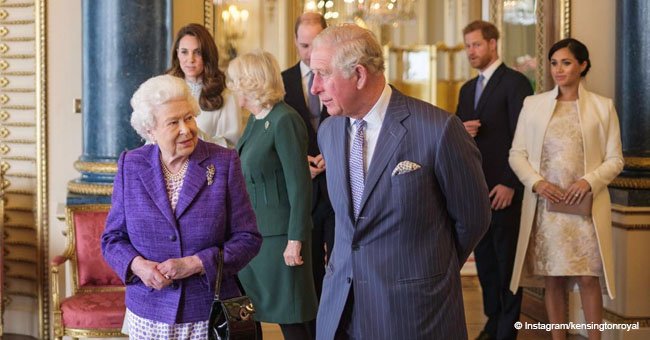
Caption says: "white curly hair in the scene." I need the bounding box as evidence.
[130,75,200,142]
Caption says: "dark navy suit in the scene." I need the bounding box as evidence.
[316,88,491,339]
[456,63,533,340]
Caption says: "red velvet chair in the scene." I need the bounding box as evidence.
[51,204,126,339]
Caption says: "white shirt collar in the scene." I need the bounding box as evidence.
[350,83,392,127]
[300,61,311,79]
[479,58,502,83]
[254,107,272,120]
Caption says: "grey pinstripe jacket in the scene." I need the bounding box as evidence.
[316,88,491,340]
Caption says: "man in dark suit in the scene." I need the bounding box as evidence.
[311,24,491,340]
[456,20,533,340]
[281,12,332,299]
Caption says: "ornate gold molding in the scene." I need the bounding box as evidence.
[610,176,650,189]
[1,71,35,76]
[0,20,34,25]
[2,122,35,127]
[2,104,35,109]
[2,37,35,42]
[624,156,650,170]
[65,328,127,338]
[4,173,36,178]
[77,286,125,294]
[5,223,34,228]
[203,0,214,34]
[2,54,35,59]
[2,88,35,93]
[612,221,650,230]
[5,189,35,195]
[73,160,117,174]
[5,290,37,298]
[560,0,571,39]
[67,180,113,196]
[611,204,650,214]
[6,240,37,247]
[535,0,546,92]
[0,3,35,9]
[2,138,37,144]
[35,1,49,336]
[2,156,35,161]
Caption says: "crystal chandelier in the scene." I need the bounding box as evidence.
[304,0,417,26]
[352,0,417,26]
[503,0,536,26]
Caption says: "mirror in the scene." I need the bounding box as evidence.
[490,0,571,92]
[292,0,570,106]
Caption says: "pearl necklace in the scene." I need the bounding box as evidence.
[161,158,189,211]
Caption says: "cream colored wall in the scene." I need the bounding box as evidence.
[47,0,82,282]
[571,0,615,98]
[46,0,82,336]
[173,0,204,32]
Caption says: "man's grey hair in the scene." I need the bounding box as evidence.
[130,75,200,142]
[312,24,385,78]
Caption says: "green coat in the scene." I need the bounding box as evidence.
[236,101,317,323]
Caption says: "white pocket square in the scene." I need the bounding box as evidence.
[391,160,421,176]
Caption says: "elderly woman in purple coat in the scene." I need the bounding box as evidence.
[101,74,261,339]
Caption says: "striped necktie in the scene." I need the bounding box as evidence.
[349,119,366,219]
[474,74,485,109]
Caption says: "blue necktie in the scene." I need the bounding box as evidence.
[307,71,321,131]
[474,74,485,109]
[349,120,366,219]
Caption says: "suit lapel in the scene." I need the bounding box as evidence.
[358,89,408,216]
[329,117,354,222]
[174,140,209,218]
[140,145,176,227]
[283,63,312,125]
[475,63,507,115]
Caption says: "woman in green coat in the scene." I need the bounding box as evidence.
[227,50,317,340]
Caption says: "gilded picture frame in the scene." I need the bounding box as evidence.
[490,0,571,92]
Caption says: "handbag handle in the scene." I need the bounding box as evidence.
[214,248,224,300]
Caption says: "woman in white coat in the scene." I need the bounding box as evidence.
[509,38,623,340]
[167,23,242,148]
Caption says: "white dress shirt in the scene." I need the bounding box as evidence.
[300,61,312,103]
[348,84,392,173]
[478,58,503,87]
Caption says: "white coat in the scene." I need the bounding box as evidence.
[508,84,623,299]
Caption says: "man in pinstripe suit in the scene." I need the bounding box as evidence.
[310,24,492,340]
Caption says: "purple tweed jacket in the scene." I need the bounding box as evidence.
[101,139,261,324]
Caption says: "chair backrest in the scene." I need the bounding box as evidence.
[65,205,123,292]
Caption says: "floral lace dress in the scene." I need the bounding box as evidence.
[529,100,603,277]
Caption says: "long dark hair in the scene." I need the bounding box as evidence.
[167,23,226,111]
[548,38,591,77]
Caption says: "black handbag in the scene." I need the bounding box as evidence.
[208,249,257,340]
